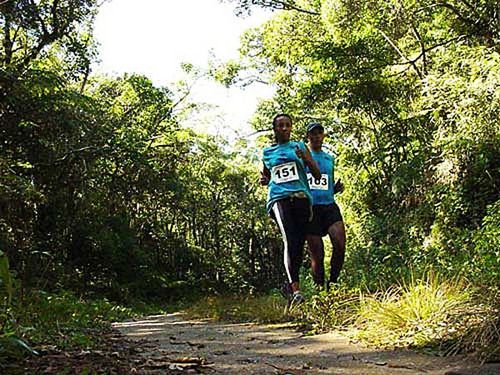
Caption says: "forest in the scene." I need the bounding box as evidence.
[0,0,498,372]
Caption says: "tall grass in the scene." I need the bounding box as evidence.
[300,286,360,333]
[352,273,499,360]
[454,291,499,361]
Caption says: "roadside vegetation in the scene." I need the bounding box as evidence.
[186,272,499,362]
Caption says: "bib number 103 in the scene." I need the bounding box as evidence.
[307,173,328,190]
[272,162,299,184]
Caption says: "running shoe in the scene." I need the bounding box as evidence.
[290,291,305,307]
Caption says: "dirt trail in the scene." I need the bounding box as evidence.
[114,313,499,375]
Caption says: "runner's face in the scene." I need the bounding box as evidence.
[307,128,325,148]
[274,116,292,143]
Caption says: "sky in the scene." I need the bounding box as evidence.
[93,0,274,140]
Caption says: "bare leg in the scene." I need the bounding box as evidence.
[306,234,325,287]
[290,281,300,292]
[328,221,346,284]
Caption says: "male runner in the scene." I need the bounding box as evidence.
[305,122,346,289]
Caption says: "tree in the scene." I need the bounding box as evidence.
[1,0,98,70]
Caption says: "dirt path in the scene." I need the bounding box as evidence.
[113,313,499,375]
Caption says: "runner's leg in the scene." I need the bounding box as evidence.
[272,199,305,289]
[306,234,325,287]
[291,198,310,293]
[328,221,346,284]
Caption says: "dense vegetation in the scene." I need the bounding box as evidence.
[1,0,498,367]
[222,0,499,289]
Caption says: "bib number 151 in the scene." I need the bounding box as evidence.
[272,162,299,184]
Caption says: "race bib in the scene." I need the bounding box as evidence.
[307,173,329,190]
[272,162,299,184]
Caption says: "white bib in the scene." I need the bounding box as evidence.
[307,173,329,190]
[272,162,299,184]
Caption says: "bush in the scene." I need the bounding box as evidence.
[471,200,500,287]
[4,290,133,353]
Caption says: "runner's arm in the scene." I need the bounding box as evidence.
[334,178,344,194]
[260,164,271,186]
[299,146,321,180]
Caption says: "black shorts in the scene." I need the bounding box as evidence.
[307,203,343,236]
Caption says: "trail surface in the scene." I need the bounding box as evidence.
[114,313,499,375]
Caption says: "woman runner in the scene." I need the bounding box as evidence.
[260,114,321,305]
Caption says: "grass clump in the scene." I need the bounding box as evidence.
[300,286,360,333]
[454,291,499,362]
[186,294,290,323]
[352,273,499,360]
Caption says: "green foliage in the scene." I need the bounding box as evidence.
[0,0,99,73]
[13,291,133,349]
[1,0,283,299]
[225,3,499,358]
[0,251,13,306]
[1,0,282,300]
[211,60,242,87]
[0,289,134,366]
[471,201,500,287]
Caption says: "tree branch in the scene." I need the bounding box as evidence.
[273,0,319,15]
[420,2,473,26]
[29,0,49,35]
[407,34,467,65]
[411,23,427,75]
[377,28,423,79]
[456,0,481,18]
[229,0,319,16]
[237,128,272,140]
[2,12,13,65]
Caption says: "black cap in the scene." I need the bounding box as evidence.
[306,122,324,133]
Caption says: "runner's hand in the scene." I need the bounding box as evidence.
[334,179,344,194]
[296,146,313,164]
[295,146,305,160]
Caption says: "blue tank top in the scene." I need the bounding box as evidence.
[306,149,335,205]
[263,141,312,213]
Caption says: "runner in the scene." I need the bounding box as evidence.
[260,114,321,306]
[305,122,346,289]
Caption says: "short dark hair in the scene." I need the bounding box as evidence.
[272,113,292,129]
